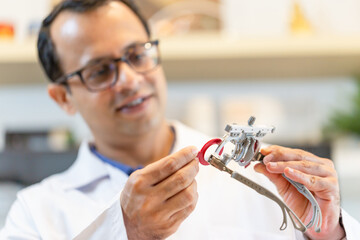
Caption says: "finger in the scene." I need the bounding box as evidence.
[163,180,198,217]
[264,161,335,178]
[261,146,323,165]
[283,167,337,194]
[254,163,284,184]
[254,163,275,179]
[155,159,199,200]
[141,146,198,185]
[168,203,197,231]
[253,163,289,195]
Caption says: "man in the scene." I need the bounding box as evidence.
[1,0,359,239]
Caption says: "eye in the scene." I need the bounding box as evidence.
[90,63,115,78]
[83,61,116,83]
[91,64,113,77]
[129,51,147,66]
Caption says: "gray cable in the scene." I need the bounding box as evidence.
[255,152,322,233]
[209,155,322,233]
[282,174,322,233]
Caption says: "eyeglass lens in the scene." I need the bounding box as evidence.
[81,41,159,91]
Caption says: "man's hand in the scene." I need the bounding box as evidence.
[254,145,345,240]
[120,146,199,240]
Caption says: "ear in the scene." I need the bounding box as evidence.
[48,84,78,115]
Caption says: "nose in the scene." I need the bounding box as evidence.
[112,61,145,93]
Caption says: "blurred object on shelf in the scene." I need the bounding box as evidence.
[324,77,360,139]
[137,0,221,37]
[27,21,42,39]
[0,150,77,185]
[0,22,14,40]
[0,0,50,42]
[1,128,78,185]
[221,0,360,37]
[48,128,76,152]
[290,1,313,35]
[184,95,217,136]
[5,129,76,153]
[5,131,48,152]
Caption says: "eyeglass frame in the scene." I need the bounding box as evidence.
[54,39,160,92]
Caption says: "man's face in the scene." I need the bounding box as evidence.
[50,2,167,140]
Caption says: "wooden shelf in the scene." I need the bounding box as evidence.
[159,33,360,80]
[2,33,360,84]
[0,40,45,85]
[160,33,360,58]
[0,40,37,63]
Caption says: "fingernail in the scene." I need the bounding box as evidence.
[254,165,261,172]
[192,147,198,156]
[268,162,277,168]
[263,154,273,164]
[288,167,294,173]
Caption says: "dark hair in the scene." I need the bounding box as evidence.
[37,0,150,83]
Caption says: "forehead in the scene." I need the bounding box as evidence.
[51,1,149,71]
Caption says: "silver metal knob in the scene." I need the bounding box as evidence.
[248,116,256,126]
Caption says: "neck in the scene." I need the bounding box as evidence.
[93,120,174,168]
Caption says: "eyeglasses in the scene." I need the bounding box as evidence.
[55,40,160,92]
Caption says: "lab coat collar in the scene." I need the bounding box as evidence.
[57,121,187,191]
[58,141,109,191]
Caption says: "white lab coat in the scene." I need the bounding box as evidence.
[1,121,359,239]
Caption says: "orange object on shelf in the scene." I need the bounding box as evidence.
[290,2,313,35]
[0,23,15,39]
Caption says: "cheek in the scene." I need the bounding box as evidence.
[72,88,112,117]
[150,68,167,101]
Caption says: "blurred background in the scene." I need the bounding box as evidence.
[1,0,360,227]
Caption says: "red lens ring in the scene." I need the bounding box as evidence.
[197,138,223,166]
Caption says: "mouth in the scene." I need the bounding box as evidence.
[116,95,153,113]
